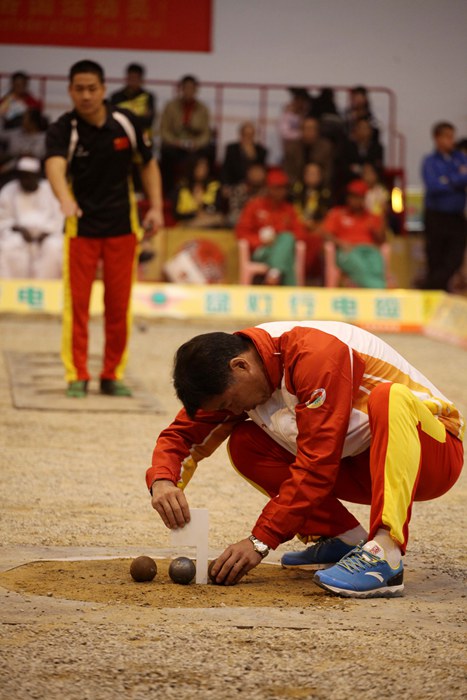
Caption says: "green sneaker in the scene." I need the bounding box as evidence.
[100,379,132,397]
[66,380,88,398]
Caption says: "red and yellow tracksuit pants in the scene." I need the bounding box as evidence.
[62,232,137,383]
[228,383,463,553]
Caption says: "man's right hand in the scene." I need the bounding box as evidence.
[150,479,191,529]
[258,226,276,245]
[60,198,82,218]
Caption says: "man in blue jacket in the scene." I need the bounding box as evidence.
[421,121,467,291]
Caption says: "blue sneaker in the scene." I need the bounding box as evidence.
[281,537,356,570]
[313,543,404,598]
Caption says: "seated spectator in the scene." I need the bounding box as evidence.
[0,72,42,130]
[173,155,224,228]
[293,162,331,282]
[221,121,268,187]
[283,116,334,188]
[294,162,332,228]
[344,85,380,142]
[311,87,345,143]
[159,75,211,194]
[5,108,47,160]
[110,63,156,144]
[0,157,64,278]
[279,87,311,180]
[226,161,266,227]
[343,117,384,177]
[0,108,47,190]
[235,168,304,286]
[322,179,386,288]
[110,63,156,194]
[361,162,390,218]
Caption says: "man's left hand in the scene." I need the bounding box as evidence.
[210,538,263,586]
[142,207,164,236]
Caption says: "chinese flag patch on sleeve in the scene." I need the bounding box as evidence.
[113,136,130,151]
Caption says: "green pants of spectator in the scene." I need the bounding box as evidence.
[252,232,296,286]
[336,244,386,288]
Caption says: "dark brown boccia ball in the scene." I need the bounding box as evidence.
[130,556,157,582]
[208,558,226,585]
[168,556,196,585]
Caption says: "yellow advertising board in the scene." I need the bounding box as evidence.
[0,279,62,314]
[0,279,104,315]
[424,294,467,349]
[0,279,441,334]
[131,284,429,332]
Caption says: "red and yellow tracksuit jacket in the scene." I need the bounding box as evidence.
[146,321,464,548]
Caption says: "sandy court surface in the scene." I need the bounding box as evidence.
[0,316,466,700]
[0,558,346,608]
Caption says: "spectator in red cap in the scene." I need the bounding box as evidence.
[235,168,304,285]
[346,179,369,196]
[322,179,386,287]
[266,168,289,188]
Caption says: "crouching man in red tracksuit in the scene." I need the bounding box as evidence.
[146,322,464,598]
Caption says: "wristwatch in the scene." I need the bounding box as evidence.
[248,535,270,559]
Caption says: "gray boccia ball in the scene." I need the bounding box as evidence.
[168,556,196,585]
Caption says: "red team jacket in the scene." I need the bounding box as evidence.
[235,196,305,252]
[322,206,383,245]
[147,322,464,549]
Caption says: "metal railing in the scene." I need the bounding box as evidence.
[0,73,405,171]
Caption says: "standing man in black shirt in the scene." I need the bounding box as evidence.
[46,60,163,398]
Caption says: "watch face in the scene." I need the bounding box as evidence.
[250,536,268,555]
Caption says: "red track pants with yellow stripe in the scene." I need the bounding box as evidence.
[228,383,463,553]
[62,232,137,383]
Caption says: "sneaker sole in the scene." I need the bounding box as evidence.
[281,562,333,571]
[313,578,405,598]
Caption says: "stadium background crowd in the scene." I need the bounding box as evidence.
[0,0,466,293]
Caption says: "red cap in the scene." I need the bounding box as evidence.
[266,168,289,187]
[347,179,368,196]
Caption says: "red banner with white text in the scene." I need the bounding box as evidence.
[0,0,212,52]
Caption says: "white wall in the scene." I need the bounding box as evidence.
[1,0,466,185]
